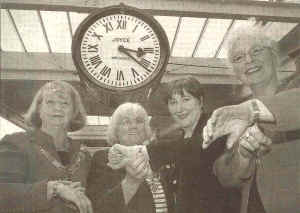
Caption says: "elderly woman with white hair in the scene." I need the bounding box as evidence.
[0,81,93,213]
[86,102,174,213]
[203,22,300,213]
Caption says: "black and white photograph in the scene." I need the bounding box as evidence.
[1,0,300,213]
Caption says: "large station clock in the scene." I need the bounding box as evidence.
[72,4,170,105]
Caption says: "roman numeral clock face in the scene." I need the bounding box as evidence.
[73,7,169,93]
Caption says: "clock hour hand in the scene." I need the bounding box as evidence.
[118,46,145,57]
[118,45,152,73]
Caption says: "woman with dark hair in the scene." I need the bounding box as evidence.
[108,76,271,213]
[87,102,174,213]
[0,81,93,213]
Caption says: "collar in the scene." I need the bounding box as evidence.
[28,129,80,155]
[183,113,208,140]
[29,129,54,148]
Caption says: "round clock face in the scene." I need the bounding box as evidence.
[73,5,169,92]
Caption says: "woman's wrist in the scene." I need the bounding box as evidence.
[47,181,56,200]
[238,144,255,159]
[47,181,64,200]
[234,144,256,181]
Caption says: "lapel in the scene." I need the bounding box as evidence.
[68,139,81,164]
[31,130,61,161]
[188,113,207,147]
[129,180,153,212]
[30,130,80,165]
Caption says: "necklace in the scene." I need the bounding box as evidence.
[37,144,85,180]
[145,173,161,192]
[145,174,168,213]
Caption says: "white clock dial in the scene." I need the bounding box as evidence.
[80,14,161,90]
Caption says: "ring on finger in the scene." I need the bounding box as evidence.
[240,133,251,142]
[244,131,252,141]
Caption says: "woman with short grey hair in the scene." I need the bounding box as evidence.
[204,22,300,213]
[87,102,174,213]
[106,102,152,146]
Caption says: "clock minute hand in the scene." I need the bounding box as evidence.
[119,46,145,57]
[118,46,152,73]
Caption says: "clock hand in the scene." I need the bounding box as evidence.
[137,48,145,57]
[118,46,152,73]
[119,46,145,57]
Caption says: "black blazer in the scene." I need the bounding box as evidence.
[147,114,264,213]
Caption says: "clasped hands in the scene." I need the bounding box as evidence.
[238,124,272,158]
[48,180,93,213]
[107,144,152,181]
[203,100,272,158]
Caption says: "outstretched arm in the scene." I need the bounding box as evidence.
[108,140,177,172]
[202,99,275,150]
[258,88,300,132]
[213,125,272,188]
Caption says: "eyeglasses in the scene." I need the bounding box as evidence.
[230,47,267,64]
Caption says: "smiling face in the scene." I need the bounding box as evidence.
[39,88,74,130]
[229,35,276,87]
[116,108,148,146]
[167,89,202,132]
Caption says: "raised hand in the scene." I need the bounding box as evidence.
[120,151,152,204]
[125,152,152,182]
[202,100,254,150]
[107,144,145,170]
[239,124,272,158]
[107,144,129,169]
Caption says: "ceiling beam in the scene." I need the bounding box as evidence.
[1,51,295,84]
[170,17,181,56]
[69,125,107,140]
[37,10,52,53]
[2,0,300,23]
[0,52,79,81]
[192,18,208,57]
[214,19,235,58]
[1,51,241,84]
[0,103,28,130]
[6,9,27,52]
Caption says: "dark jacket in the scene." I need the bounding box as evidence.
[0,130,91,213]
[223,75,300,213]
[258,74,300,133]
[147,114,251,213]
[254,75,300,213]
[86,149,175,213]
